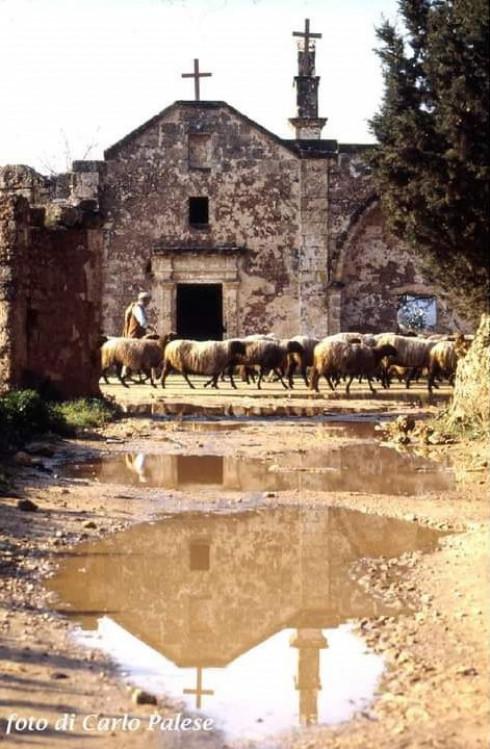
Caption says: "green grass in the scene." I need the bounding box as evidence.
[52,397,118,431]
[0,390,120,450]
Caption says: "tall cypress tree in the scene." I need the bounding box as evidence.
[368,0,489,314]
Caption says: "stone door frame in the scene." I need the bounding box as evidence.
[151,251,240,337]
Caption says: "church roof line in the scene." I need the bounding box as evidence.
[104,100,300,159]
[103,99,378,161]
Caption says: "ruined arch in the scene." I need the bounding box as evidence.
[331,193,379,285]
[332,197,436,333]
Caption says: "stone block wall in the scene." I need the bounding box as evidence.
[0,194,102,398]
[101,101,305,338]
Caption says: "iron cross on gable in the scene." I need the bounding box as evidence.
[181,59,212,101]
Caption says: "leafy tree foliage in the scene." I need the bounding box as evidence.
[368,0,489,312]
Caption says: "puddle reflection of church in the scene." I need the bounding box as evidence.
[50,507,440,726]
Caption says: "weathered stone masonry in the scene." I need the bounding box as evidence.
[0,23,474,397]
[98,100,470,339]
[0,174,102,398]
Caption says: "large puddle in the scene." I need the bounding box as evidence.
[64,442,454,496]
[48,506,444,742]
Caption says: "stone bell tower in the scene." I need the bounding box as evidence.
[289,19,327,140]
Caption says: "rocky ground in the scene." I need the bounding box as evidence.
[0,381,488,749]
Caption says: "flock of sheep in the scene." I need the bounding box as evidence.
[100,330,472,395]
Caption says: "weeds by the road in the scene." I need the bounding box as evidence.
[52,396,119,432]
[0,389,119,451]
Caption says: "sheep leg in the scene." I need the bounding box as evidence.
[428,364,440,393]
[275,369,289,389]
[368,377,377,394]
[102,369,110,385]
[405,367,417,389]
[203,375,219,389]
[149,368,157,388]
[182,371,195,389]
[326,375,336,392]
[345,375,354,394]
[257,369,264,390]
[301,366,310,387]
[118,367,130,389]
[286,360,296,389]
[229,370,238,389]
[160,360,171,388]
[310,369,320,393]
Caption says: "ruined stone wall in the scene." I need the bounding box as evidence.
[328,150,472,334]
[0,197,29,389]
[336,204,470,333]
[101,102,308,338]
[0,194,102,398]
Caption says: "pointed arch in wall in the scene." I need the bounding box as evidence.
[331,193,379,285]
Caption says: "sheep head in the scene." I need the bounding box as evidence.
[375,343,398,362]
[287,340,305,355]
[229,340,247,358]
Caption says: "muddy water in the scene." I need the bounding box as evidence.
[169,419,378,436]
[48,506,443,741]
[65,442,454,496]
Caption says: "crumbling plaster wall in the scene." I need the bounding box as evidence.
[337,202,472,333]
[328,151,472,333]
[101,103,314,337]
[0,192,102,398]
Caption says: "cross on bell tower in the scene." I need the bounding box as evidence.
[289,19,327,140]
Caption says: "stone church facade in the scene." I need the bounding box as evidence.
[0,22,471,396]
[93,29,467,340]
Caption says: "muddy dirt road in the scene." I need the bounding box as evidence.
[0,382,488,748]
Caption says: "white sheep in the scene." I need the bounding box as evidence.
[161,338,247,389]
[101,333,175,388]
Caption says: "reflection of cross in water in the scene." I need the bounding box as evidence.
[183,667,214,708]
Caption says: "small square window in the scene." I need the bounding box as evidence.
[189,197,209,227]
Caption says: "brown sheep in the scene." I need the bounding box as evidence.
[311,340,397,394]
[237,338,304,390]
[427,335,472,393]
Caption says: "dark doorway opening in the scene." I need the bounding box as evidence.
[176,284,224,340]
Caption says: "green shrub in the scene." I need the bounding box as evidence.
[52,397,119,431]
[0,390,119,450]
[0,390,61,447]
